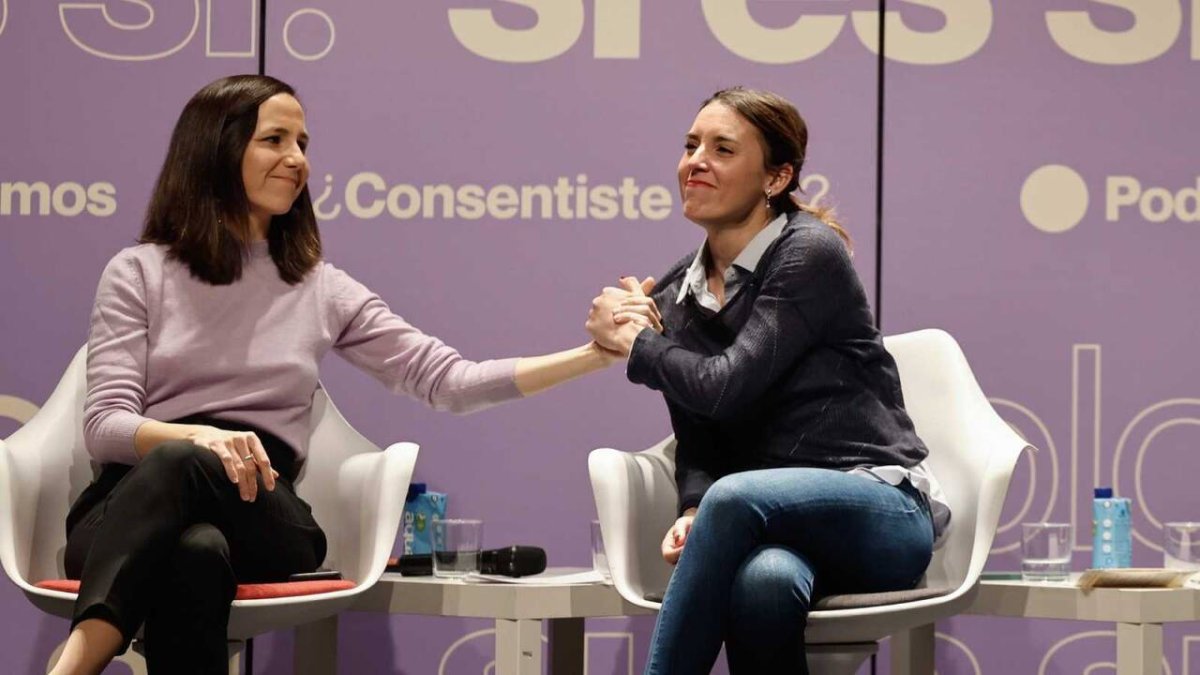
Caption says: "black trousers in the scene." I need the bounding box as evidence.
[64,419,326,675]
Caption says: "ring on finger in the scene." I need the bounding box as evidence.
[242,454,254,461]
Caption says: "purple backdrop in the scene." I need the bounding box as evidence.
[2,0,1196,673]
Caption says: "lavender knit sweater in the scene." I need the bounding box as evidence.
[84,241,521,465]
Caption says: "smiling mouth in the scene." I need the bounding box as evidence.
[685,180,715,189]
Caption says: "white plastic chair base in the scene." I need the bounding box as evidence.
[807,642,877,675]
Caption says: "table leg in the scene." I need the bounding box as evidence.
[890,623,935,675]
[495,619,544,675]
[1116,622,1162,675]
[295,615,339,675]
[547,617,585,675]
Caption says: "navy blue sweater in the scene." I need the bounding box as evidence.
[627,213,928,513]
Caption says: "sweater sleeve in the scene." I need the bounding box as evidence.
[627,229,850,420]
[326,265,522,413]
[668,401,721,514]
[83,251,153,465]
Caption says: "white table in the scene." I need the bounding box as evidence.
[959,575,1200,674]
[297,571,1200,674]
[295,569,653,675]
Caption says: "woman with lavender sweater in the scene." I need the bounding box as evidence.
[51,75,641,675]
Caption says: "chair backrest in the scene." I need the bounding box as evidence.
[0,347,90,586]
[882,329,1029,593]
[0,346,382,586]
[296,388,383,576]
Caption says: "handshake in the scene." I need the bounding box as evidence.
[585,276,663,359]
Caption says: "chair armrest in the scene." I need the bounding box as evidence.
[331,442,418,586]
[966,436,1031,584]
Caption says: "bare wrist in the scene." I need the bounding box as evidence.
[184,425,215,441]
[583,342,614,366]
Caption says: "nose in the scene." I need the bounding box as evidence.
[282,144,306,169]
[687,144,709,172]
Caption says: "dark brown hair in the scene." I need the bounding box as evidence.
[702,87,851,250]
[140,74,321,284]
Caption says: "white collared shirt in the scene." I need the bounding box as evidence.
[676,214,788,314]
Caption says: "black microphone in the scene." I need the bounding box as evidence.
[389,545,547,577]
[480,545,546,577]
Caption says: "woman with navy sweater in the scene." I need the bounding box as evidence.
[52,75,636,675]
[587,87,950,674]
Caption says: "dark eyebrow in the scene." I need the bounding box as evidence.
[263,126,309,143]
[685,132,740,145]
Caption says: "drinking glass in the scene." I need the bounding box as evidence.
[432,519,483,578]
[1163,522,1200,571]
[1021,522,1072,582]
[591,519,611,583]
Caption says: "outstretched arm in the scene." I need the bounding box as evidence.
[512,342,618,396]
[330,265,652,411]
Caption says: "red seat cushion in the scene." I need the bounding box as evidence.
[233,580,355,600]
[36,578,355,600]
[34,579,79,594]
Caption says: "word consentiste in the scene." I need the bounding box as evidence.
[318,173,673,222]
[450,0,1198,65]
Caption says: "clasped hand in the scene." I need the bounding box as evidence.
[586,276,662,356]
[186,427,278,502]
[662,512,696,565]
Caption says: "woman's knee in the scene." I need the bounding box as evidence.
[726,548,813,673]
[731,546,814,622]
[173,524,234,583]
[176,524,229,560]
[699,473,759,519]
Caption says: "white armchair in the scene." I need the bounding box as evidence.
[0,346,418,673]
[589,329,1030,674]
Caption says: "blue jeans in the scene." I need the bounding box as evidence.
[644,468,934,675]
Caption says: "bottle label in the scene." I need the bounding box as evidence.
[1092,498,1133,568]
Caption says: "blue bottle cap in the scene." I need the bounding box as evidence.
[1094,487,1113,499]
[406,482,428,503]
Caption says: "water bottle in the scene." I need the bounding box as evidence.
[1091,487,1132,568]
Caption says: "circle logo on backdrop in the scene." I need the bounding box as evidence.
[1020,164,1088,234]
[0,395,37,425]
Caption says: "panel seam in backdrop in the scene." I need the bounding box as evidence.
[873,0,886,330]
[257,0,266,75]
[250,3,266,671]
